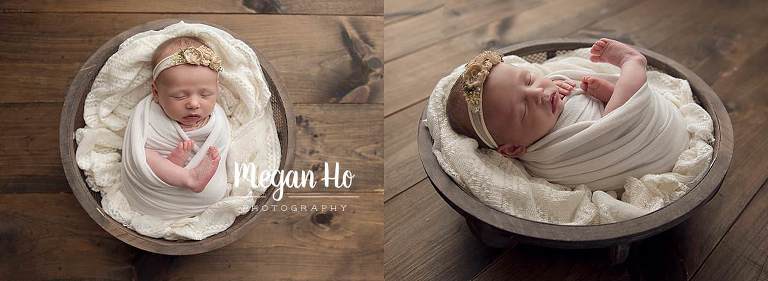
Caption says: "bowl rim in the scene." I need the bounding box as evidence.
[59,18,296,255]
[418,38,734,248]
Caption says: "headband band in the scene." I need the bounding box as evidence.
[152,44,222,80]
[461,50,502,149]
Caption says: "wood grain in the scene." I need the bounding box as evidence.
[293,104,383,193]
[0,192,383,280]
[0,103,381,193]
[152,193,383,280]
[0,193,138,281]
[0,13,382,104]
[383,0,441,25]
[669,86,768,278]
[384,0,640,116]
[384,100,425,201]
[384,0,547,62]
[472,230,690,281]
[0,0,383,15]
[384,179,501,281]
[691,180,768,281]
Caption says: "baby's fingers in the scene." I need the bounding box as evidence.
[555,81,574,95]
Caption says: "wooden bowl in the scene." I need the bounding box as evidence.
[418,38,733,264]
[59,19,296,255]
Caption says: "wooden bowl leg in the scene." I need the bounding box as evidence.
[608,243,631,265]
[133,251,175,280]
[465,217,518,248]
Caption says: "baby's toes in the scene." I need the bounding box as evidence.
[595,38,609,48]
[590,44,603,55]
[208,146,219,159]
[589,54,602,62]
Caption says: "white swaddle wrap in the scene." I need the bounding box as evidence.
[520,71,689,191]
[120,96,231,220]
[426,48,714,224]
[74,21,281,240]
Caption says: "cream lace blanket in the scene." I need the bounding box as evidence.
[426,49,714,224]
[74,21,281,240]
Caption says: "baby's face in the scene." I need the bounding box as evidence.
[152,64,219,127]
[483,63,565,147]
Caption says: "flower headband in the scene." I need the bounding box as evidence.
[152,44,223,80]
[462,50,502,149]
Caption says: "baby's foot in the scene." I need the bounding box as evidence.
[167,140,194,167]
[581,76,614,103]
[590,38,647,67]
[186,146,220,193]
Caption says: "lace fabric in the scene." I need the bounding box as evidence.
[74,21,281,240]
[426,48,714,225]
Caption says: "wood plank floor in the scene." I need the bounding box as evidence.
[384,0,768,280]
[1,0,767,280]
[0,1,383,280]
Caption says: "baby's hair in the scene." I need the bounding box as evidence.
[446,74,490,149]
[151,36,208,68]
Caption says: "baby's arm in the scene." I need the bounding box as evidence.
[588,38,647,116]
[145,149,193,189]
[145,146,220,193]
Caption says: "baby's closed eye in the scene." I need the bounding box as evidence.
[526,72,534,86]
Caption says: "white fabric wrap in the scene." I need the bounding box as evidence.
[74,21,281,240]
[120,96,231,220]
[520,71,689,191]
[426,48,714,225]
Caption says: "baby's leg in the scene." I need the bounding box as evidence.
[589,38,647,115]
[145,147,220,193]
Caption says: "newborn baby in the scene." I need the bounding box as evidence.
[446,38,688,190]
[120,36,232,219]
[146,37,222,193]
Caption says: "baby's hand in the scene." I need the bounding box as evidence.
[167,140,194,167]
[554,80,577,95]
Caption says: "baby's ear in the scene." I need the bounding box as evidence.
[497,144,526,158]
[151,81,161,98]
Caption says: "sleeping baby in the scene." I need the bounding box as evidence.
[446,38,689,190]
[120,36,232,219]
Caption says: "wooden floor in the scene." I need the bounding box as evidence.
[1,0,768,280]
[0,1,383,280]
[384,0,768,280]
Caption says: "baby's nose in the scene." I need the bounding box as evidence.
[187,98,200,109]
[527,88,546,102]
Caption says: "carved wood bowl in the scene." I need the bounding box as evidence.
[59,19,296,255]
[417,38,734,264]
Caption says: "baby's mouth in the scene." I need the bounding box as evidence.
[184,114,201,120]
[550,93,557,114]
